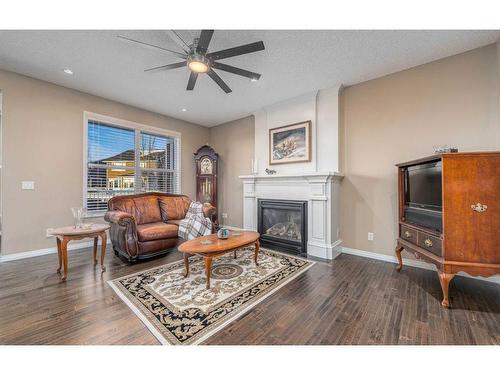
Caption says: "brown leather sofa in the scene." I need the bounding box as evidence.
[104,192,216,262]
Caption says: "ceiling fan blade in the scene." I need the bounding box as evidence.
[212,62,261,80]
[144,61,186,72]
[207,69,232,93]
[196,30,214,54]
[207,41,265,60]
[165,30,191,53]
[187,72,198,90]
[117,35,187,59]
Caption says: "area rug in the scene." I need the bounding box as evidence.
[108,247,314,345]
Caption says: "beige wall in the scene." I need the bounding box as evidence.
[340,44,500,256]
[208,116,254,228]
[0,70,209,255]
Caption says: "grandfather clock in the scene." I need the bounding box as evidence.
[194,145,219,225]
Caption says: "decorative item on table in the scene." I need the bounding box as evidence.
[217,227,230,239]
[70,207,86,229]
[265,168,277,175]
[269,121,311,165]
[433,145,458,154]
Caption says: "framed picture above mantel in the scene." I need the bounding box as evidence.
[269,120,311,165]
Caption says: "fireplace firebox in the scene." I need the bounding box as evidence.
[257,199,307,257]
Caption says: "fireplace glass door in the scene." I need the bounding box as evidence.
[257,199,307,256]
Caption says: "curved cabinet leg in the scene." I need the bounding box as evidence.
[438,271,455,308]
[395,245,404,272]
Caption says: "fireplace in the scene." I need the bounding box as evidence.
[257,199,307,257]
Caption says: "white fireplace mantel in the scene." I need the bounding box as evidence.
[239,172,344,260]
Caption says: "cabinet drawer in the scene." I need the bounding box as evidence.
[400,225,418,245]
[417,233,442,257]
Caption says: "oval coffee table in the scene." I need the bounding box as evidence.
[178,231,260,289]
[52,224,110,281]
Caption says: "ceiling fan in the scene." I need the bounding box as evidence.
[117,30,265,93]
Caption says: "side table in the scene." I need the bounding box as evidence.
[52,224,110,281]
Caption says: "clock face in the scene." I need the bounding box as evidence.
[200,157,213,175]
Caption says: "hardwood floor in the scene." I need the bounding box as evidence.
[0,246,499,344]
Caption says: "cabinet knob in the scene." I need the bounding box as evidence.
[424,238,433,247]
[471,203,487,213]
[404,231,412,238]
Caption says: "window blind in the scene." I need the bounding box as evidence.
[86,120,179,211]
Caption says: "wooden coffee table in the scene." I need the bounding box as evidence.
[52,224,109,281]
[178,231,260,289]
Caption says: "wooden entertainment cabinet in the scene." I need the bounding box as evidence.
[395,152,499,308]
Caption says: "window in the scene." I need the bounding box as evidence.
[85,115,180,212]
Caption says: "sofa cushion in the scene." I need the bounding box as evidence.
[159,196,191,221]
[133,196,162,224]
[136,222,179,242]
[111,195,162,225]
[166,219,181,226]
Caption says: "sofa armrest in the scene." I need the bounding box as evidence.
[202,203,217,218]
[104,210,139,260]
[105,210,135,226]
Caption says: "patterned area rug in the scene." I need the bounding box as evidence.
[108,247,314,345]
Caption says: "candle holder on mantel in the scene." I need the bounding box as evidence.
[194,145,219,228]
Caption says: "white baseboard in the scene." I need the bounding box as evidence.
[341,246,500,285]
[307,239,342,260]
[0,238,112,263]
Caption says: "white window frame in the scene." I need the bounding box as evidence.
[83,111,182,216]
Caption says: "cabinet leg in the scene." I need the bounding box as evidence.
[438,271,455,308]
[395,245,404,272]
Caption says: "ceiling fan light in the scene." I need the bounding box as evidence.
[188,60,209,73]
[187,55,210,73]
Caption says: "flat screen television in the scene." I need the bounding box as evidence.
[404,160,443,232]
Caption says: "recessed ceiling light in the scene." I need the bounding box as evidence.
[250,77,258,82]
[63,68,73,75]
[181,108,187,112]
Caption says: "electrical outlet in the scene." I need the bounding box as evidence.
[221,213,228,219]
[22,181,35,190]
[368,232,374,241]
[46,228,54,237]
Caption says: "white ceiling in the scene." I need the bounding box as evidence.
[1,30,499,127]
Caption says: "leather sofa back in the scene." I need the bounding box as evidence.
[159,195,190,221]
[108,192,190,225]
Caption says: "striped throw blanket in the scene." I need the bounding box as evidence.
[178,201,212,240]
